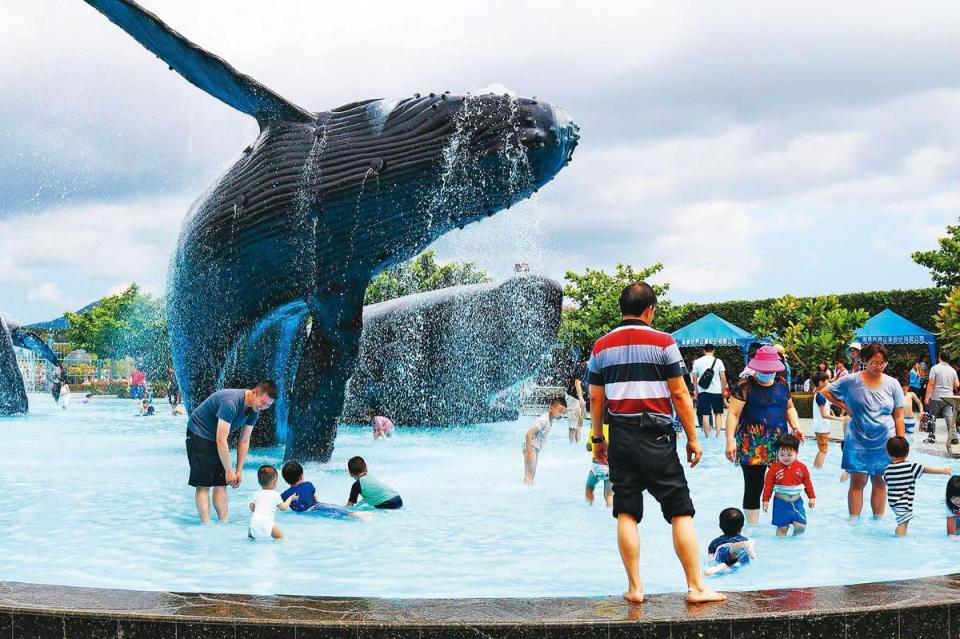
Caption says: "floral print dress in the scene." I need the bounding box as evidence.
[732,376,791,466]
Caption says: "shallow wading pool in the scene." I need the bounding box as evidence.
[2,393,957,598]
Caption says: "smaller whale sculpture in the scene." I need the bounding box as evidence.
[232,276,562,447]
[0,313,61,415]
[341,276,562,427]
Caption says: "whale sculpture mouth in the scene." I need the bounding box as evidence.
[82,0,578,461]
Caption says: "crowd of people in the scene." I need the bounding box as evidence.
[40,280,960,603]
[524,282,960,604]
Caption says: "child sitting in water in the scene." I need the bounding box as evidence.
[762,434,815,536]
[281,461,371,520]
[346,456,403,509]
[523,396,566,485]
[248,465,297,540]
[704,507,756,576]
[585,424,612,507]
[883,436,952,536]
[945,476,960,538]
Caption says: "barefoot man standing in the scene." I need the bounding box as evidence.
[186,381,278,523]
[588,283,725,605]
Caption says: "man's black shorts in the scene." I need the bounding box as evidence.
[696,392,724,417]
[186,429,227,487]
[608,414,695,523]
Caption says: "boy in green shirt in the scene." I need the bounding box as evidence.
[346,456,403,509]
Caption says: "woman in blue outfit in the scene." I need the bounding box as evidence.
[821,342,905,519]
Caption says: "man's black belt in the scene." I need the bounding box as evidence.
[609,412,674,430]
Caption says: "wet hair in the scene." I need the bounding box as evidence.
[257,465,278,488]
[619,282,657,316]
[347,456,367,476]
[703,344,716,353]
[947,476,960,516]
[281,461,303,485]
[719,507,744,536]
[886,435,909,459]
[550,396,567,408]
[860,342,888,363]
[811,371,829,387]
[775,433,801,452]
[145,405,155,416]
[253,380,279,399]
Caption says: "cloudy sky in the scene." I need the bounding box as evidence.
[3,1,959,324]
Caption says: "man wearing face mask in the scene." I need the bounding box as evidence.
[725,345,804,525]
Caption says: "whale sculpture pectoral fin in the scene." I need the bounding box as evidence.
[284,289,368,462]
[11,328,60,366]
[82,0,315,124]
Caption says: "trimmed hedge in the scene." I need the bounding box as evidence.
[71,382,131,398]
[69,380,168,399]
[660,287,947,335]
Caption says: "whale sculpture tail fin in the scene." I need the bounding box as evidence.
[82,0,315,125]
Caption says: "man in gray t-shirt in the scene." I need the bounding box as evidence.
[185,381,277,523]
[925,352,960,444]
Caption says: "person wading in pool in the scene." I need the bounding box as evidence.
[588,282,725,605]
[185,381,277,523]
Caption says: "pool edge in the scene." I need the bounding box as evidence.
[1,575,959,637]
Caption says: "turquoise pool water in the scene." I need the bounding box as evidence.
[1,394,957,597]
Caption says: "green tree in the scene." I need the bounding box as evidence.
[364,250,491,304]
[935,287,960,355]
[912,217,960,288]
[559,263,679,356]
[65,284,170,378]
[752,295,868,374]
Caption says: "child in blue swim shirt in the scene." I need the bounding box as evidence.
[705,507,756,576]
[281,462,371,520]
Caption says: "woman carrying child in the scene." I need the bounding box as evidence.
[725,345,803,525]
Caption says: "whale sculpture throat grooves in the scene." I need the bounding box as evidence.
[83,0,579,461]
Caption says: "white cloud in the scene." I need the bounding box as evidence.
[27,282,64,304]
[4,1,960,320]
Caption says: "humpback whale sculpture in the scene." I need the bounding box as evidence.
[0,314,61,415]
[83,0,579,461]
[341,276,563,427]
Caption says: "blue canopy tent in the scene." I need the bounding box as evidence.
[671,313,759,364]
[855,309,937,363]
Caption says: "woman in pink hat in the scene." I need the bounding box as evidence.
[725,345,804,525]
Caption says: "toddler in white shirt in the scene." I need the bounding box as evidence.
[248,465,296,540]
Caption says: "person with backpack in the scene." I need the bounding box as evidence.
[692,344,728,438]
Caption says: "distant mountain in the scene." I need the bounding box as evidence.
[27,300,101,330]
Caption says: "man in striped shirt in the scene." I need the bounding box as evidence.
[589,282,724,605]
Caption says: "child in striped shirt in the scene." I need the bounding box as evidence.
[883,436,952,536]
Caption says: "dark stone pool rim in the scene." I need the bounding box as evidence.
[1,575,958,638]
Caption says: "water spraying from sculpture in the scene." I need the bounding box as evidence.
[82,0,579,461]
[0,314,61,415]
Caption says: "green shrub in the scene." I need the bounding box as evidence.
[792,392,813,419]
